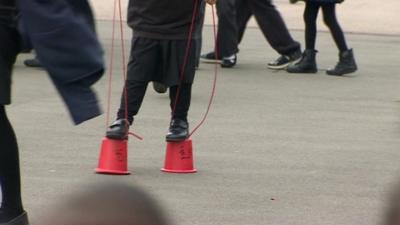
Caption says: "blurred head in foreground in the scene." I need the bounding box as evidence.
[385,181,400,225]
[42,182,171,225]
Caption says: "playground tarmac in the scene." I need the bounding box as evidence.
[6,21,400,225]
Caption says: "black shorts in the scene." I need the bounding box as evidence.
[127,37,198,87]
[0,15,20,105]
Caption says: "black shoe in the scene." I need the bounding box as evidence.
[153,82,168,94]
[0,211,29,225]
[23,58,42,68]
[166,119,189,142]
[268,49,302,70]
[287,49,318,73]
[200,52,222,63]
[106,119,129,140]
[221,54,237,68]
[326,49,358,76]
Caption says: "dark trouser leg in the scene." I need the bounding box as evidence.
[248,0,301,55]
[304,2,320,50]
[116,38,159,124]
[321,4,348,52]
[0,106,24,222]
[117,81,148,124]
[169,84,192,122]
[236,0,253,45]
[216,0,239,57]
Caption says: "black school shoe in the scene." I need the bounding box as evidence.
[0,211,29,225]
[267,49,302,70]
[106,119,129,140]
[200,52,222,63]
[166,119,189,142]
[153,82,168,94]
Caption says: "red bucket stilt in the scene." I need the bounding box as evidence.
[96,137,130,175]
[161,138,197,173]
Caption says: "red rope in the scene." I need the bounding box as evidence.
[189,4,219,137]
[171,2,219,138]
[105,0,143,140]
[105,0,117,128]
[170,0,200,120]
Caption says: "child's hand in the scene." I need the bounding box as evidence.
[205,0,217,5]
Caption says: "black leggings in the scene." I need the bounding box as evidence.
[0,106,24,222]
[304,2,348,52]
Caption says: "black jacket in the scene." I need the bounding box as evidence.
[127,0,202,40]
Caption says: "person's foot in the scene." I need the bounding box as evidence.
[326,49,358,76]
[106,119,129,140]
[267,49,302,70]
[153,82,168,94]
[166,119,189,142]
[287,49,318,73]
[23,58,42,68]
[200,52,222,63]
[221,54,237,68]
[0,211,29,225]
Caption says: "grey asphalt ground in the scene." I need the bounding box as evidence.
[6,22,400,225]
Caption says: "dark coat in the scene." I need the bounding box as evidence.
[16,0,105,124]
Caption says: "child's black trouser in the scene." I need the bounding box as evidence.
[117,37,196,124]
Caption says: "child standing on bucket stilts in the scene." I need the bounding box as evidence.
[106,0,217,142]
[287,0,357,76]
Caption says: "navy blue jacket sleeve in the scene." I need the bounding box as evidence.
[17,0,105,125]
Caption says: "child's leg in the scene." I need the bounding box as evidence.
[107,38,159,139]
[117,81,148,125]
[321,3,348,52]
[115,38,160,124]
[169,84,192,122]
[166,84,192,142]
[304,2,320,50]
[322,4,357,76]
[287,2,319,74]
[0,106,24,222]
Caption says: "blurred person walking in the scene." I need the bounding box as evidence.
[201,0,302,69]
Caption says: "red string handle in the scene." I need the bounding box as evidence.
[105,0,117,128]
[170,0,200,121]
[189,4,219,137]
[105,0,143,140]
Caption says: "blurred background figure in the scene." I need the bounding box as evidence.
[201,0,301,69]
[41,182,172,225]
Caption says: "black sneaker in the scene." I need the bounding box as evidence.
[200,52,222,63]
[106,119,129,140]
[221,54,237,68]
[267,50,302,70]
[152,82,168,94]
[166,119,189,142]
